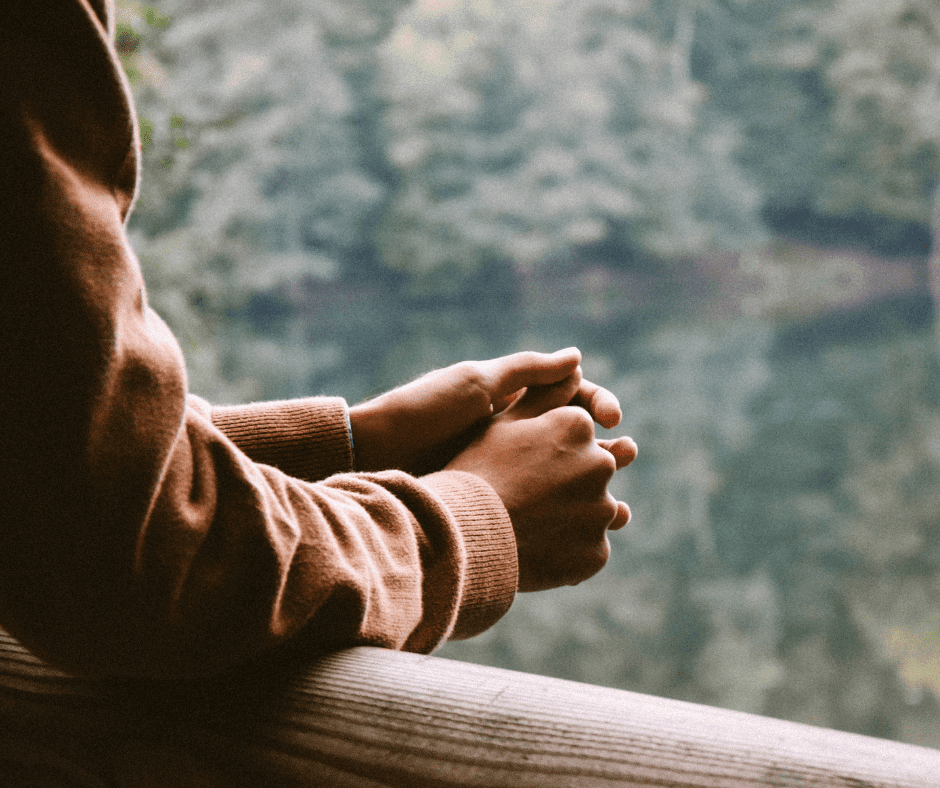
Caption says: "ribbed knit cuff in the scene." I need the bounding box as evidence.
[210,397,354,483]
[421,471,518,640]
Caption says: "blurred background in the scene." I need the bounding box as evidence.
[117,0,940,747]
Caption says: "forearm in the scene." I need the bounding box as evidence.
[0,0,517,679]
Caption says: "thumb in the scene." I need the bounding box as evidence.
[485,348,582,412]
[501,367,583,420]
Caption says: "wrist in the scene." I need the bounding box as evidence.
[348,399,398,472]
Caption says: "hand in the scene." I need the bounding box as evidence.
[445,374,638,592]
[349,347,624,473]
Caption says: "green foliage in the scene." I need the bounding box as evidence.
[819,0,940,224]
[119,0,940,312]
[376,0,764,289]
[691,0,940,247]
[117,0,386,400]
[689,0,835,213]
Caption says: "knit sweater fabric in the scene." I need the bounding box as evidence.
[0,0,518,679]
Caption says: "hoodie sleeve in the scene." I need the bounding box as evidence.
[0,0,517,680]
[206,396,355,483]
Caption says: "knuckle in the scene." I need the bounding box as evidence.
[455,361,490,403]
[596,494,620,527]
[578,446,616,489]
[593,539,611,571]
[513,350,543,368]
[454,360,483,382]
[576,539,610,582]
[596,446,617,476]
[583,494,618,531]
[558,406,595,439]
[603,493,620,524]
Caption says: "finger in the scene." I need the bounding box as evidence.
[484,348,582,411]
[597,436,638,469]
[608,500,631,530]
[573,534,612,585]
[503,369,584,421]
[492,388,524,413]
[572,378,622,429]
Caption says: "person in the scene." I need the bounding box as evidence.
[0,0,637,680]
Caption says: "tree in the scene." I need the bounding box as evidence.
[689,0,835,226]
[689,0,940,260]
[819,0,940,232]
[116,0,391,401]
[375,0,764,293]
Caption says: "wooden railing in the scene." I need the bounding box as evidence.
[1,627,938,787]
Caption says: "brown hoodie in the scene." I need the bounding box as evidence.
[0,0,517,679]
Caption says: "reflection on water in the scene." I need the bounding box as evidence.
[291,259,940,748]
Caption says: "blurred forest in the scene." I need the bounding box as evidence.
[116,0,940,747]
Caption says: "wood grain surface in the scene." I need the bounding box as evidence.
[0,628,938,787]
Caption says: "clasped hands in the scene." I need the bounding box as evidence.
[348,348,638,592]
